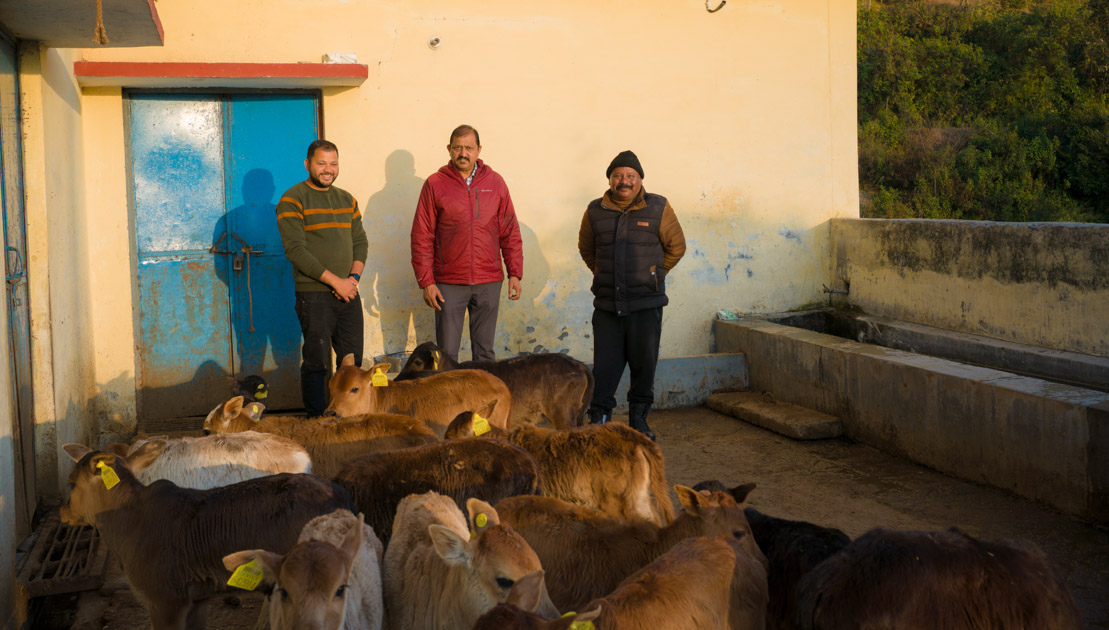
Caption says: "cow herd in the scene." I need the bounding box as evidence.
[59,343,1084,630]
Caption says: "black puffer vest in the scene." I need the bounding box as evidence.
[585,192,669,315]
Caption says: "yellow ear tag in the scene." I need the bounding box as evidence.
[254,390,267,400]
[570,621,596,630]
[372,368,389,387]
[227,557,265,591]
[250,404,262,422]
[472,413,491,436]
[96,461,120,490]
[432,351,440,371]
[475,513,488,529]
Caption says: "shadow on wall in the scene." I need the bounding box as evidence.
[365,150,435,356]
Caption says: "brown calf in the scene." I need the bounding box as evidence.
[60,444,352,630]
[332,437,540,547]
[383,492,560,630]
[397,341,593,429]
[794,527,1083,630]
[695,479,849,630]
[224,510,385,630]
[325,354,512,436]
[495,485,765,612]
[448,411,674,524]
[202,396,436,478]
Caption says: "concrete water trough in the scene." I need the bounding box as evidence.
[714,309,1109,524]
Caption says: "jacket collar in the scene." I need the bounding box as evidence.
[441,158,486,183]
[601,188,647,212]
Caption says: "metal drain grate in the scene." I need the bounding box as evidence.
[17,513,109,598]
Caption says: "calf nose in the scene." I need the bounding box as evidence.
[323,410,339,418]
[202,429,211,436]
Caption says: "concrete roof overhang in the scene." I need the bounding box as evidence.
[0,0,163,48]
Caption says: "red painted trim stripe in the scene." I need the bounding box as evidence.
[74,61,368,80]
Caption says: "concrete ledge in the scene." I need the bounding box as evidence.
[706,392,842,439]
[715,317,1109,523]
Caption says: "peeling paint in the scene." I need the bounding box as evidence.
[778,227,803,243]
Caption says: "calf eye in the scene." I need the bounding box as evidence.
[496,577,515,589]
[276,587,288,602]
[733,530,747,540]
[349,387,359,394]
[335,584,347,598]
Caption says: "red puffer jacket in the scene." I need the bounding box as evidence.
[411,160,524,287]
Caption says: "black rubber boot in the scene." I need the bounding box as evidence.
[629,403,656,441]
[587,406,611,425]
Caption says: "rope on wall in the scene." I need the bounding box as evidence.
[94,0,110,44]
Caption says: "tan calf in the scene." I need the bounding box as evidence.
[495,485,766,612]
[202,396,436,477]
[383,492,560,630]
[448,411,674,524]
[224,510,384,630]
[325,354,511,436]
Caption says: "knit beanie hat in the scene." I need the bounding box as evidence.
[606,150,644,178]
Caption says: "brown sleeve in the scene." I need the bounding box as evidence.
[578,211,596,273]
[660,201,686,270]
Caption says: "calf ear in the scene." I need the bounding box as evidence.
[505,569,545,611]
[339,514,364,568]
[340,353,357,367]
[88,453,118,475]
[222,549,282,583]
[467,498,500,532]
[102,442,131,458]
[429,524,472,566]
[729,482,757,505]
[223,396,245,421]
[445,412,475,439]
[370,362,391,374]
[63,444,92,462]
[476,399,498,419]
[244,401,266,422]
[675,485,713,513]
[576,605,602,622]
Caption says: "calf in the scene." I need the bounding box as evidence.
[694,480,849,630]
[448,411,674,524]
[224,509,384,630]
[383,492,560,629]
[494,485,765,612]
[325,354,512,436]
[397,341,593,429]
[332,437,539,546]
[60,444,352,630]
[202,396,436,477]
[794,527,1083,630]
[475,537,743,630]
[103,431,311,489]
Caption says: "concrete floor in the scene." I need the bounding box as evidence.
[42,405,1109,629]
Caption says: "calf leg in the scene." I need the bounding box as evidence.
[147,600,189,630]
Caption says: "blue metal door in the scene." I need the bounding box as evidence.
[129,93,318,419]
[1,31,35,537]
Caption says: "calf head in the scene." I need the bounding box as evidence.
[401,341,448,373]
[675,484,766,567]
[59,444,134,527]
[223,514,363,630]
[444,401,506,440]
[202,396,265,435]
[325,355,384,417]
[428,498,561,621]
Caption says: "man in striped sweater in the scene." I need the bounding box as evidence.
[276,139,368,417]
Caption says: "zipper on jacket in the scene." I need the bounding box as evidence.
[474,188,479,219]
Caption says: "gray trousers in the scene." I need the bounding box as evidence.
[434,281,502,362]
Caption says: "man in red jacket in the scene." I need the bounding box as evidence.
[410,124,523,362]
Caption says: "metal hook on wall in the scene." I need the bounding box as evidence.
[706,0,726,13]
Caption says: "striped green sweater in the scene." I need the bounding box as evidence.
[276,181,369,292]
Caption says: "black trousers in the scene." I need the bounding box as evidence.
[295,291,364,417]
[590,307,663,411]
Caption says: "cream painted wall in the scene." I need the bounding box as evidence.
[20,45,97,497]
[0,243,18,630]
[74,0,857,433]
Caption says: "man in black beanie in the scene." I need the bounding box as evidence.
[577,150,686,440]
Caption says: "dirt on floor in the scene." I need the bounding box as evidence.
[32,406,1109,629]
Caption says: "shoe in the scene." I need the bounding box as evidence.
[629,403,656,441]
[586,406,611,425]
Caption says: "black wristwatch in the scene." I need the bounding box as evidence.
[349,273,360,281]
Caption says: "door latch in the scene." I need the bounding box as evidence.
[233,253,244,271]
